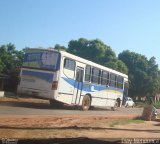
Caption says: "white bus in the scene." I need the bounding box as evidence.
[17,48,128,110]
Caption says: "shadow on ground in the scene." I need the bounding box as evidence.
[0,96,114,111]
[0,125,160,133]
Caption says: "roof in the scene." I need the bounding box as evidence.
[60,50,128,79]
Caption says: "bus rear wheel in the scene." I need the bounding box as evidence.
[81,95,91,111]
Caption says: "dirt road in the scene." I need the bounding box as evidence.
[0,97,160,143]
[0,97,143,116]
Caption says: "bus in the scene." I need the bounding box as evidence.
[17,48,128,111]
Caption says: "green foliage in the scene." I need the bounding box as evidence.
[1,39,160,100]
[0,59,4,72]
[54,44,67,51]
[119,50,160,99]
[109,119,144,127]
[105,59,128,74]
[0,43,24,74]
[68,38,128,74]
[154,101,160,109]
[135,101,146,108]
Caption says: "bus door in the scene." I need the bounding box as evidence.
[72,67,84,104]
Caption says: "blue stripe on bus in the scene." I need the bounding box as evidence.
[22,70,54,83]
[82,82,123,93]
[62,77,123,93]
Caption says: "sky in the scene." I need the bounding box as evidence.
[0,0,160,65]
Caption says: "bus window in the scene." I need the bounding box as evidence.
[63,58,75,79]
[23,51,60,71]
[115,75,118,88]
[85,65,91,82]
[91,67,100,84]
[101,71,109,86]
[117,76,124,89]
[110,73,116,87]
[76,68,84,82]
[64,58,75,71]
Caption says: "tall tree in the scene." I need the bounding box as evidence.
[146,57,160,98]
[54,44,67,51]
[68,38,128,74]
[0,43,24,74]
[119,50,160,101]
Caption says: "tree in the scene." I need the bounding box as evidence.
[0,43,24,92]
[105,59,128,74]
[68,38,128,74]
[146,57,160,100]
[0,43,24,74]
[54,44,67,51]
[0,59,4,72]
[118,50,160,101]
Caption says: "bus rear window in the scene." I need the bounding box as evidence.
[23,51,60,71]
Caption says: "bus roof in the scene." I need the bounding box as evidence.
[60,50,128,79]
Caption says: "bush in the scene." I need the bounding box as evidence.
[135,101,146,108]
[153,101,160,109]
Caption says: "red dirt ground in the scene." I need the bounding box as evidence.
[0,97,160,139]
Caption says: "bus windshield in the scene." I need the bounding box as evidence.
[22,50,60,71]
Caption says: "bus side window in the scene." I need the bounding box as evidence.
[76,68,84,82]
[64,58,75,71]
[91,67,100,84]
[63,58,75,79]
[110,73,116,87]
[85,65,91,82]
[115,75,117,88]
[107,73,110,86]
[117,76,123,89]
[101,71,109,86]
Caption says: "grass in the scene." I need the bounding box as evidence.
[135,101,146,108]
[108,119,144,127]
[153,101,160,109]
[93,118,145,128]
[135,101,160,109]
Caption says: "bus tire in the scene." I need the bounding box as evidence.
[81,95,91,111]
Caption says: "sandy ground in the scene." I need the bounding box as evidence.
[0,97,160,140]
[0,115,160,139]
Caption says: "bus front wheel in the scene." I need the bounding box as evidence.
[81,95,91,111]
